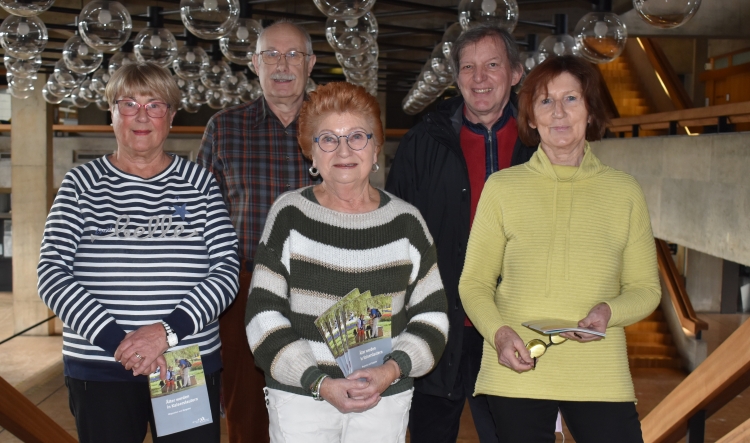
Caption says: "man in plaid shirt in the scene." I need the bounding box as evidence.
[197,20,318,443]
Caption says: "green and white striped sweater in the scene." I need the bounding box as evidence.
[245,187,449,397]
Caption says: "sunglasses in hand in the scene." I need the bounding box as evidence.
[524,335,568,368]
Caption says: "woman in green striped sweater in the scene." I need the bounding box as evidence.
[459,56,660,442]
[245,82,449,443]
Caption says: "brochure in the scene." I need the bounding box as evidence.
[522,319,606,337]
[149,345,213,437]
[315,288,393,376]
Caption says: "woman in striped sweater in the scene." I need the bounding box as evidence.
[37,63,239,443]
[245,82,449,442]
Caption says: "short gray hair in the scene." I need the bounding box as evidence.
[450,25,521,74]
[256,19,314,54]
[105,62,180,111]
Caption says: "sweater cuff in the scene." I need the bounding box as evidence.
[164,308,195,341]
[92,321,128,356]
[301,366,326,395]
[387,350,412,379]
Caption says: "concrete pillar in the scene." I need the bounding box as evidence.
[685,249,723,312]
[11,75,54,335]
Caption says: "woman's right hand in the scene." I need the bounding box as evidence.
[494,325,535,373]
[319,377,381,413]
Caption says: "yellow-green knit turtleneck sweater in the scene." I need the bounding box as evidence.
[458,143,660,402]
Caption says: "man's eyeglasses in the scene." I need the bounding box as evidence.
[258,50,310,66]
[525,335,567,368]
[314,131,372,152]
[115,100,171,118]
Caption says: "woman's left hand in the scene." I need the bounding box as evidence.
[114,323,170,376]
[560,303,611,342]
[345,359,401,400]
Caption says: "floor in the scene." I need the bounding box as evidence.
[1,291,748,443]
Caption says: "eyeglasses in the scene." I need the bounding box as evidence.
[524,335,567,368]
[258,50,310,66]
[314,131,373,152]
[115,100,171,118]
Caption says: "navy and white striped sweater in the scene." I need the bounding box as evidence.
[38,155,239,382]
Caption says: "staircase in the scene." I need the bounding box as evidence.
[597,51,653,117]
[625,306,682,369]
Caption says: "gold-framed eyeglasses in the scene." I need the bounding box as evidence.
[525,335,567,368]
[115,100,171,118]
[314,131,372,152]
[259,50,310,66]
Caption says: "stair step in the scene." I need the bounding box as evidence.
[628,355,683,369]
[625,331,673,344]
[625,321,669,333]
[628,343,679,357]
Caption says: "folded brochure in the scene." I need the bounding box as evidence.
[149,344,213,437]
[314,288,393,376]
[522,319,606,337]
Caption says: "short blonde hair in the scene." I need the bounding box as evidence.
[298,82,383,160]
[105,62,180,111]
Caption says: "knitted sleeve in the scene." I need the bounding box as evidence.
[390,218,449,378]
[245,201,323,393]
[458,176,509,347]
[604,180,661,327]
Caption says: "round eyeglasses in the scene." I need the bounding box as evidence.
[115,100,171,118]
[314,131,372,152]
[258,50,310,66]
[523,335,567,368]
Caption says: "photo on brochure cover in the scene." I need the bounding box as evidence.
[149,345,206,399]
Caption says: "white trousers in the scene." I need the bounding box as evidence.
[265,387,413,443]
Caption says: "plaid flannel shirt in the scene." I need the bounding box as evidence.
[197,97,317,263]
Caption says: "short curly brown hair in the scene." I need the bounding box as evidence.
[298,82,383,160]
[517,55,610,147]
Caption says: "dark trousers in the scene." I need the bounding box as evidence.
[220,265,269,443]
[66,371,221,443]
[487,396,644,443]
[409,326,499,443]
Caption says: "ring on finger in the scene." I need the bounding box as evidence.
[135,352,144,360]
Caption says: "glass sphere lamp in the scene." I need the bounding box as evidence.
[76,79,97,103]
[54,58,86,89]
[173,44,209,80]
[7,72,36,92]
[0,15,47,59]
[220,71,247,96]
[189,81,210,105]
[201,58,230,90]
[574,12,627,63]
[90,66,110,95]
[458,0,519,32]
[219,17,262,65]
[206,89,227,109]
[78,1,132,52]
[441,23,464,60]
[633,0,701,29]
[180,0,239,40]
[45,76,72,98]
[4,53,41,78]
[43,84,67,104]
[181,96,202,113]
[538,33,578,58]
[0,0,54,17]
[313,0,376,20]
[70,90,90,108]
[325,11,378,50]
[63,33,104,74]
[108,50,135,75]
[133,27,178,67]
[96,97,110,111]
[8,84,34,99]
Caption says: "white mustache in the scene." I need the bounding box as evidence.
[270,73,296,81]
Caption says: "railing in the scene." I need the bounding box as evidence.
[607,101,750,137]
[717,417,750,442]
[641,317,750,443]
[655,239,708,337]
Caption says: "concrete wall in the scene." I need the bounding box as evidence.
[590,132,750,267]
[685,248,724,312]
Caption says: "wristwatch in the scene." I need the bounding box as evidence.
[161,321,178,348]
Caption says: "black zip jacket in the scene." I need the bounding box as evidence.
[385,95,536,399]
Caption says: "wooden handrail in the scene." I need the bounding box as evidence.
[717,417,750,442]
[639,38,693,110]
[0,375,77,442]
[655,239,708,336]
[641,318,750,443]
[607,101,750,133]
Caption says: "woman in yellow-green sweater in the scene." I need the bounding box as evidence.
[458,56,660,443]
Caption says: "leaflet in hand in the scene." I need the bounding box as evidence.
[149,345,213,437]
[522,319,606,337]
[314,288,393,376]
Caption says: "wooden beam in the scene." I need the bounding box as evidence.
[0,376,77,443]
[717,417,750,443]
[655,239,708,336]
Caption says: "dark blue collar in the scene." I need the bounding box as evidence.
[462,103,514,135]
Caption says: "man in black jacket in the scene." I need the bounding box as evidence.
[385,26,536,443]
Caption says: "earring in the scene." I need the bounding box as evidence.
[309,166,320,177]
[371,163,380,173]
[170,125,173,128]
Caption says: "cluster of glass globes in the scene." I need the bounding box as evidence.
[319,1,378,96]
[0,0,50,97]
[402,23,462,116]
[458,0,519,33]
